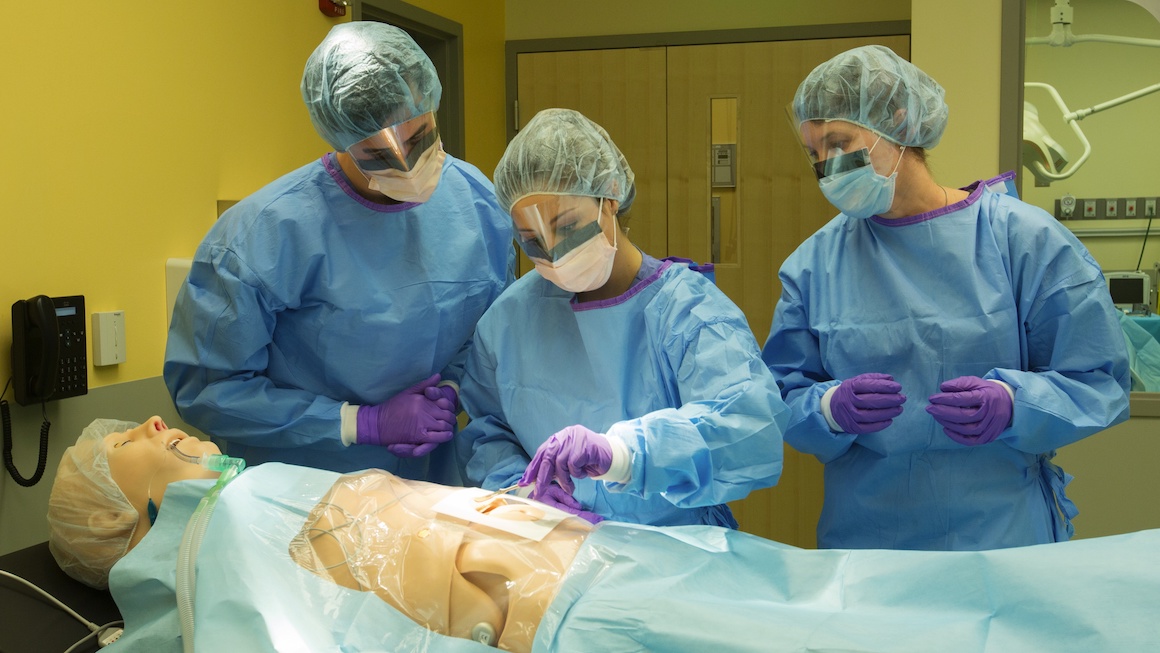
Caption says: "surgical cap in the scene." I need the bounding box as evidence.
[792,45,948,149]
[494,108,636,215]
[302,22,442,151]
[47,419,141,589]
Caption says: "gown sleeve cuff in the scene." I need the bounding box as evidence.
[340,402,360,447]
[594,427,633,485]
[989,379,1016,404]
[820,385,844,433]
[435,379,461,411]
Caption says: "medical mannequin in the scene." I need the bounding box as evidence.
[288,471,590,651]
[47,419,1160,653]
[48,417,588,651]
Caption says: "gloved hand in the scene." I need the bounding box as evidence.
[534,483,604,524]
[356,374,456,457]
[430,383,459,412]
[829,372,907,434]
[382,385,457,457]
[926,376,1012,446]
[519,425,613,499]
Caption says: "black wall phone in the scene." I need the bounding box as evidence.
[11,295,88,405]
[4,295,87,486]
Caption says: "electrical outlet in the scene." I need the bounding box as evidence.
[1146,198,1158,218]
[1106,199,1119,218]
[1126,199,1138,217]
[1084,199,1097,218]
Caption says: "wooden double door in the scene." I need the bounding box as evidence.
[515,35,910,547]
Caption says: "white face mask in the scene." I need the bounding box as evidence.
[817,137,905,220]
[365,142,446,203]
[534,210,618,293]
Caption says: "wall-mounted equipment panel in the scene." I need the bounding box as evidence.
[1056,195,1160,220]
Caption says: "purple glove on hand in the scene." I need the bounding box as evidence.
[519,425,613,500]
[356,374,456,457]
[387,385,457,456]
[431,383,459,412]
[829,372,907,434]
[535,483,604,524]
[925,376,1012,446]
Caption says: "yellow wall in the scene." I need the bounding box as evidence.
[0,1,508,395]
[406,0,509,178]
[1022,0,1160,272]
[0,2,342,390]
[1053,404,1160,538]
[0,0,939,396]
[505,0,910,39]
[912,0,1005,185]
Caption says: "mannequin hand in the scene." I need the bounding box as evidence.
[829,373,907,434]
[926,376,1012,446]
[356,374,455,456]
[519,425,612,499]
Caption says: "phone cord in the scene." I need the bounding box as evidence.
[1,399,51,487]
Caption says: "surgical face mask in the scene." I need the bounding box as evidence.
[364,142,446,203]
[817,137,905,220]
[529,199,618,293]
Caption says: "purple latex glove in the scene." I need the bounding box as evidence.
[428,383,459,412]
[387,385,458,456]
[535,483,604,524]
[356,374,455,457]
[518,425,613,500]
[829,372,907,434]
[926,376,1012,446]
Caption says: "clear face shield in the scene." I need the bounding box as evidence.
[512,196,609,265]
[786,106,882,180]
[347,112,441,174]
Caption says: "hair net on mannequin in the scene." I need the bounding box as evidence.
[301,22,442,151]
[792,45,948,149]
[47,419,142,589]
[494,108,636,216]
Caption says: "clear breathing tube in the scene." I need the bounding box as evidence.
[168,440,246,473]
[172,442,245,653]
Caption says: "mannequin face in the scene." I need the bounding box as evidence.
[103,415,221,513]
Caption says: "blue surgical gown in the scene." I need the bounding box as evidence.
[458,257,788,527]
[762,176,1130,550]
[164,153,515,482]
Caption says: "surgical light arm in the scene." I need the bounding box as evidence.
[1023,82,1092,184]
[1026,0,1160,49]
[1023,81,1160,185]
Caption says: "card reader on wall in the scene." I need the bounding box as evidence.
[92,311,126,366]
[1104,271,1153,314]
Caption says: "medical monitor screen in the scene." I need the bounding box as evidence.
[1108,277,1146,306]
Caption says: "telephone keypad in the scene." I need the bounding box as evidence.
[53,297,88,401]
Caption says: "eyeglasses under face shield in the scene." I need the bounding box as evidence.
[787,105,881,180]
[347,112,441,173]
[512,197,606,264]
